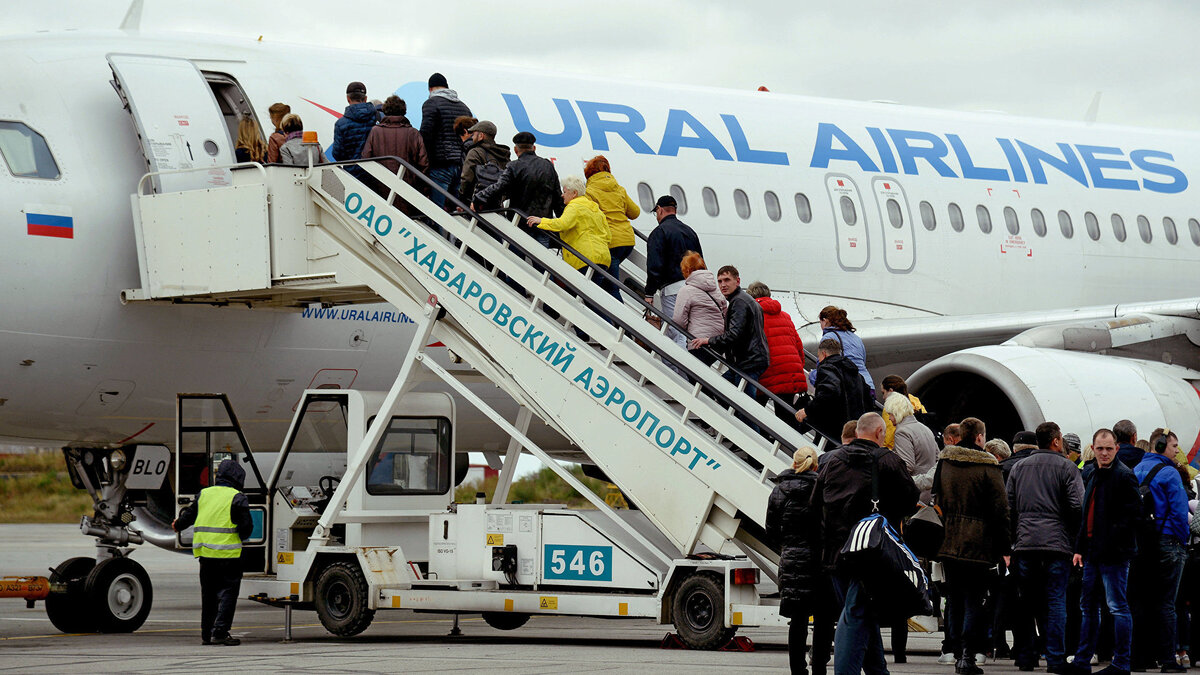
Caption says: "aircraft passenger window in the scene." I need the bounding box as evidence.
[1137,215,1152,243]
[1084,212,1100,241]
[976,205,993,234]
[1190,218,1200,246]
[948,203,964,232]
[1163,217,1179,245]
[1031,208,1047,237]
[0,121,60,180]
[670,184,688,216]
[1003,207,1019,235]
[1058,210,1074,238]
[794,193,812,223]
[702,187,720,217]
[366,417,452,496]
[886,199,903,228]
[734,189,752,219]
[838,195,856,226]
[636,182,654,213]
[764,191,782,222]
[919,201,936,231]
[1111,214,1127,242]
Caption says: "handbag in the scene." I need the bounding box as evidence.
[904,461,945,559]
[838,455,935,619]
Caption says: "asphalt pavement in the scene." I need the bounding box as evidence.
[2,524,1061,673]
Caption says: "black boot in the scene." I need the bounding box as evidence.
[956,656,984,675]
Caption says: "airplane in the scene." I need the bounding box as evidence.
[1,4,1198,630]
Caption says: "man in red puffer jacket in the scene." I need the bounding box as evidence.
[747,282,807,435]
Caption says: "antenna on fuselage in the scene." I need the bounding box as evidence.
[1084,91,1102,125]
[120,0,144,32]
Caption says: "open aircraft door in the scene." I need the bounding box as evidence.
[107,54,234,192]
[871,178,916,273]
[825,174,870,271]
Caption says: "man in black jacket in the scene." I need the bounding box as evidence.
[473,131,564,247]
[794,338,872,441]
[458,120,510,207]
[1000,430,1039,484]
[1113,419,1143,469]
[1069,428,1139,675]
[420,73,472,210]
[689,265,768,397]
[645,196,702,348]
[811,412,919,675]
[1007,421,1085,673]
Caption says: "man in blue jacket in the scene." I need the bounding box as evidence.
[1130,428,1189,673]
[329,81,377,163]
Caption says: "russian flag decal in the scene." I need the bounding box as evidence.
[26,208,73,239]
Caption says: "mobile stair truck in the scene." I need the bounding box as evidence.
[119,129,842,648]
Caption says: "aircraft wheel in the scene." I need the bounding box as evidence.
[481,611,530,630]
[86,557,153,633]
[671,572,736,650]
[45,557,97,633]
[314,561,374,636]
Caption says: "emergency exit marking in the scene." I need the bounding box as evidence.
[543,545,613,582]
[486,533,504,546]
[539,596,558,610]
[276,552,294,565]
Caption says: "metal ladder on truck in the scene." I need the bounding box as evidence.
[125,157,839,645]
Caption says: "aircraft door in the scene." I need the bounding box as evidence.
[871,178,916,273]
[825,175,870,271]
[107,54,234,192]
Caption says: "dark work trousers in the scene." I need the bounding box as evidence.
[199,557,243,640]
[810,575,841,675]
[789,616,811,675]
[943,560,991,659]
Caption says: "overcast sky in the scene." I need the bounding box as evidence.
[7,1,1200,131]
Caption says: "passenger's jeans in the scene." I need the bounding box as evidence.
[1075,559,1132,671]
[659,291,686,349]
[944,560,991,659]
[605,245,633,303]
[832,572,889,675]
[1154,536,1188,663]
[427,165,460,210]
[1013,552,1071,668]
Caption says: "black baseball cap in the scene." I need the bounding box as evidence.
[652,195,677,210]
[346,81,367,95]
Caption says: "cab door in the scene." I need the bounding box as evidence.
[825,174,870,271]
[871,178,916,273]
[108,53,234,192]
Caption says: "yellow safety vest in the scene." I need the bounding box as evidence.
[192,485,242,559]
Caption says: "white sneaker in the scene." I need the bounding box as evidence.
[937,653,956,665]
[975,653,987,665]
[1090,655,1099,665]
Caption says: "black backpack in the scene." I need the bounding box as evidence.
[473,161,504,206]
[1137,463,1168,550]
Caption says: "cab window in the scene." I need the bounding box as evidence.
[366,417,452,495]
[0,121,60,179]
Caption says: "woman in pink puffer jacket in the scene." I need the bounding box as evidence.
[673,251,727,367]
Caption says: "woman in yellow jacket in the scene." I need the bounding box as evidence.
[583,155,640,301]
[526,175,611,277]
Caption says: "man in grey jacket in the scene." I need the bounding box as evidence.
[1007,421,1084,673]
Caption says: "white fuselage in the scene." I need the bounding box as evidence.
[1,30,1197,449]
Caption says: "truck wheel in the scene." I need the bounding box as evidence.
[671,572,736,650]
[86,556,153,633]
[314,561,375,636]
[481,612,530,630]
[45,557,96,633]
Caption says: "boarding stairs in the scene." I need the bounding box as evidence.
[124,159,836,570]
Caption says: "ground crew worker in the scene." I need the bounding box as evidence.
[173,459,252,646]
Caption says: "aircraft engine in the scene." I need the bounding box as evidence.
[907,345,1200,457]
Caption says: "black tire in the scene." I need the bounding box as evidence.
[85,557,153,633]
[671,572,736,650]
[481,611,530,631]
[314,561,375,637]
[45,557,96,633]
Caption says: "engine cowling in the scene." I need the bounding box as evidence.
[907,345,1200,457]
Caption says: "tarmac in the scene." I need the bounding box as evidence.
[2,524,1070,673]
